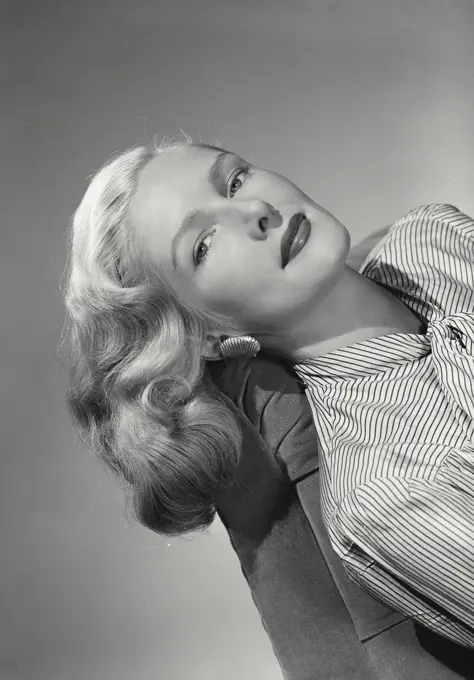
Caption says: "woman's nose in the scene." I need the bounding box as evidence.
[211,199,282,235]
[238,199,282,231]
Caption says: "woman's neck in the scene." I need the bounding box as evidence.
[284,265,424,361]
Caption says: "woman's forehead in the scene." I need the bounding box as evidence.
[147,143,226,183]
[172,142,229,162]
[131,145,227,232]
[194,142,227,154]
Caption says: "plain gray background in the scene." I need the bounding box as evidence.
[1,1,474,678]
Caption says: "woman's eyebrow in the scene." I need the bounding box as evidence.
[171,209,198,270]
[171,151,234,270]
[208,150,231,187]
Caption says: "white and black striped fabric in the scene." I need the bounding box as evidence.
[293,203,474,647]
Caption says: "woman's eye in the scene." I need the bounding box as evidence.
[194,230,216,267]
[194,165,250,266]
[228,168,247,198]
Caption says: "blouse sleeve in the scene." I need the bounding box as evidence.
[331,472,474,648]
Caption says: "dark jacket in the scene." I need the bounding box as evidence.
[207,230,474,680]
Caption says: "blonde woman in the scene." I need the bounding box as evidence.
[61,137,474,648]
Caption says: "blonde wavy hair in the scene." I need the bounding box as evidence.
[59,135,249,536]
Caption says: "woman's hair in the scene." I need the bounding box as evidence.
[59,134,248,536]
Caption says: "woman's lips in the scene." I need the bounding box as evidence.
[281,214,311,268]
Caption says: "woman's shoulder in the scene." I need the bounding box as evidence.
[361,203,470,267]
[399,202,460,220]
[387,203,474,242]
[360,202,474,318]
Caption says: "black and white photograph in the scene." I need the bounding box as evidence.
[2,1,474,678]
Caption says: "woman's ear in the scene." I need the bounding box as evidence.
[202,333,225,362]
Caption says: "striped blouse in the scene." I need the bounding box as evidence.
[293,203,474,647]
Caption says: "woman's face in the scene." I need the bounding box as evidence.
[130,144,351,348]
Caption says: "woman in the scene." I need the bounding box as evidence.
[61,136,474,648]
